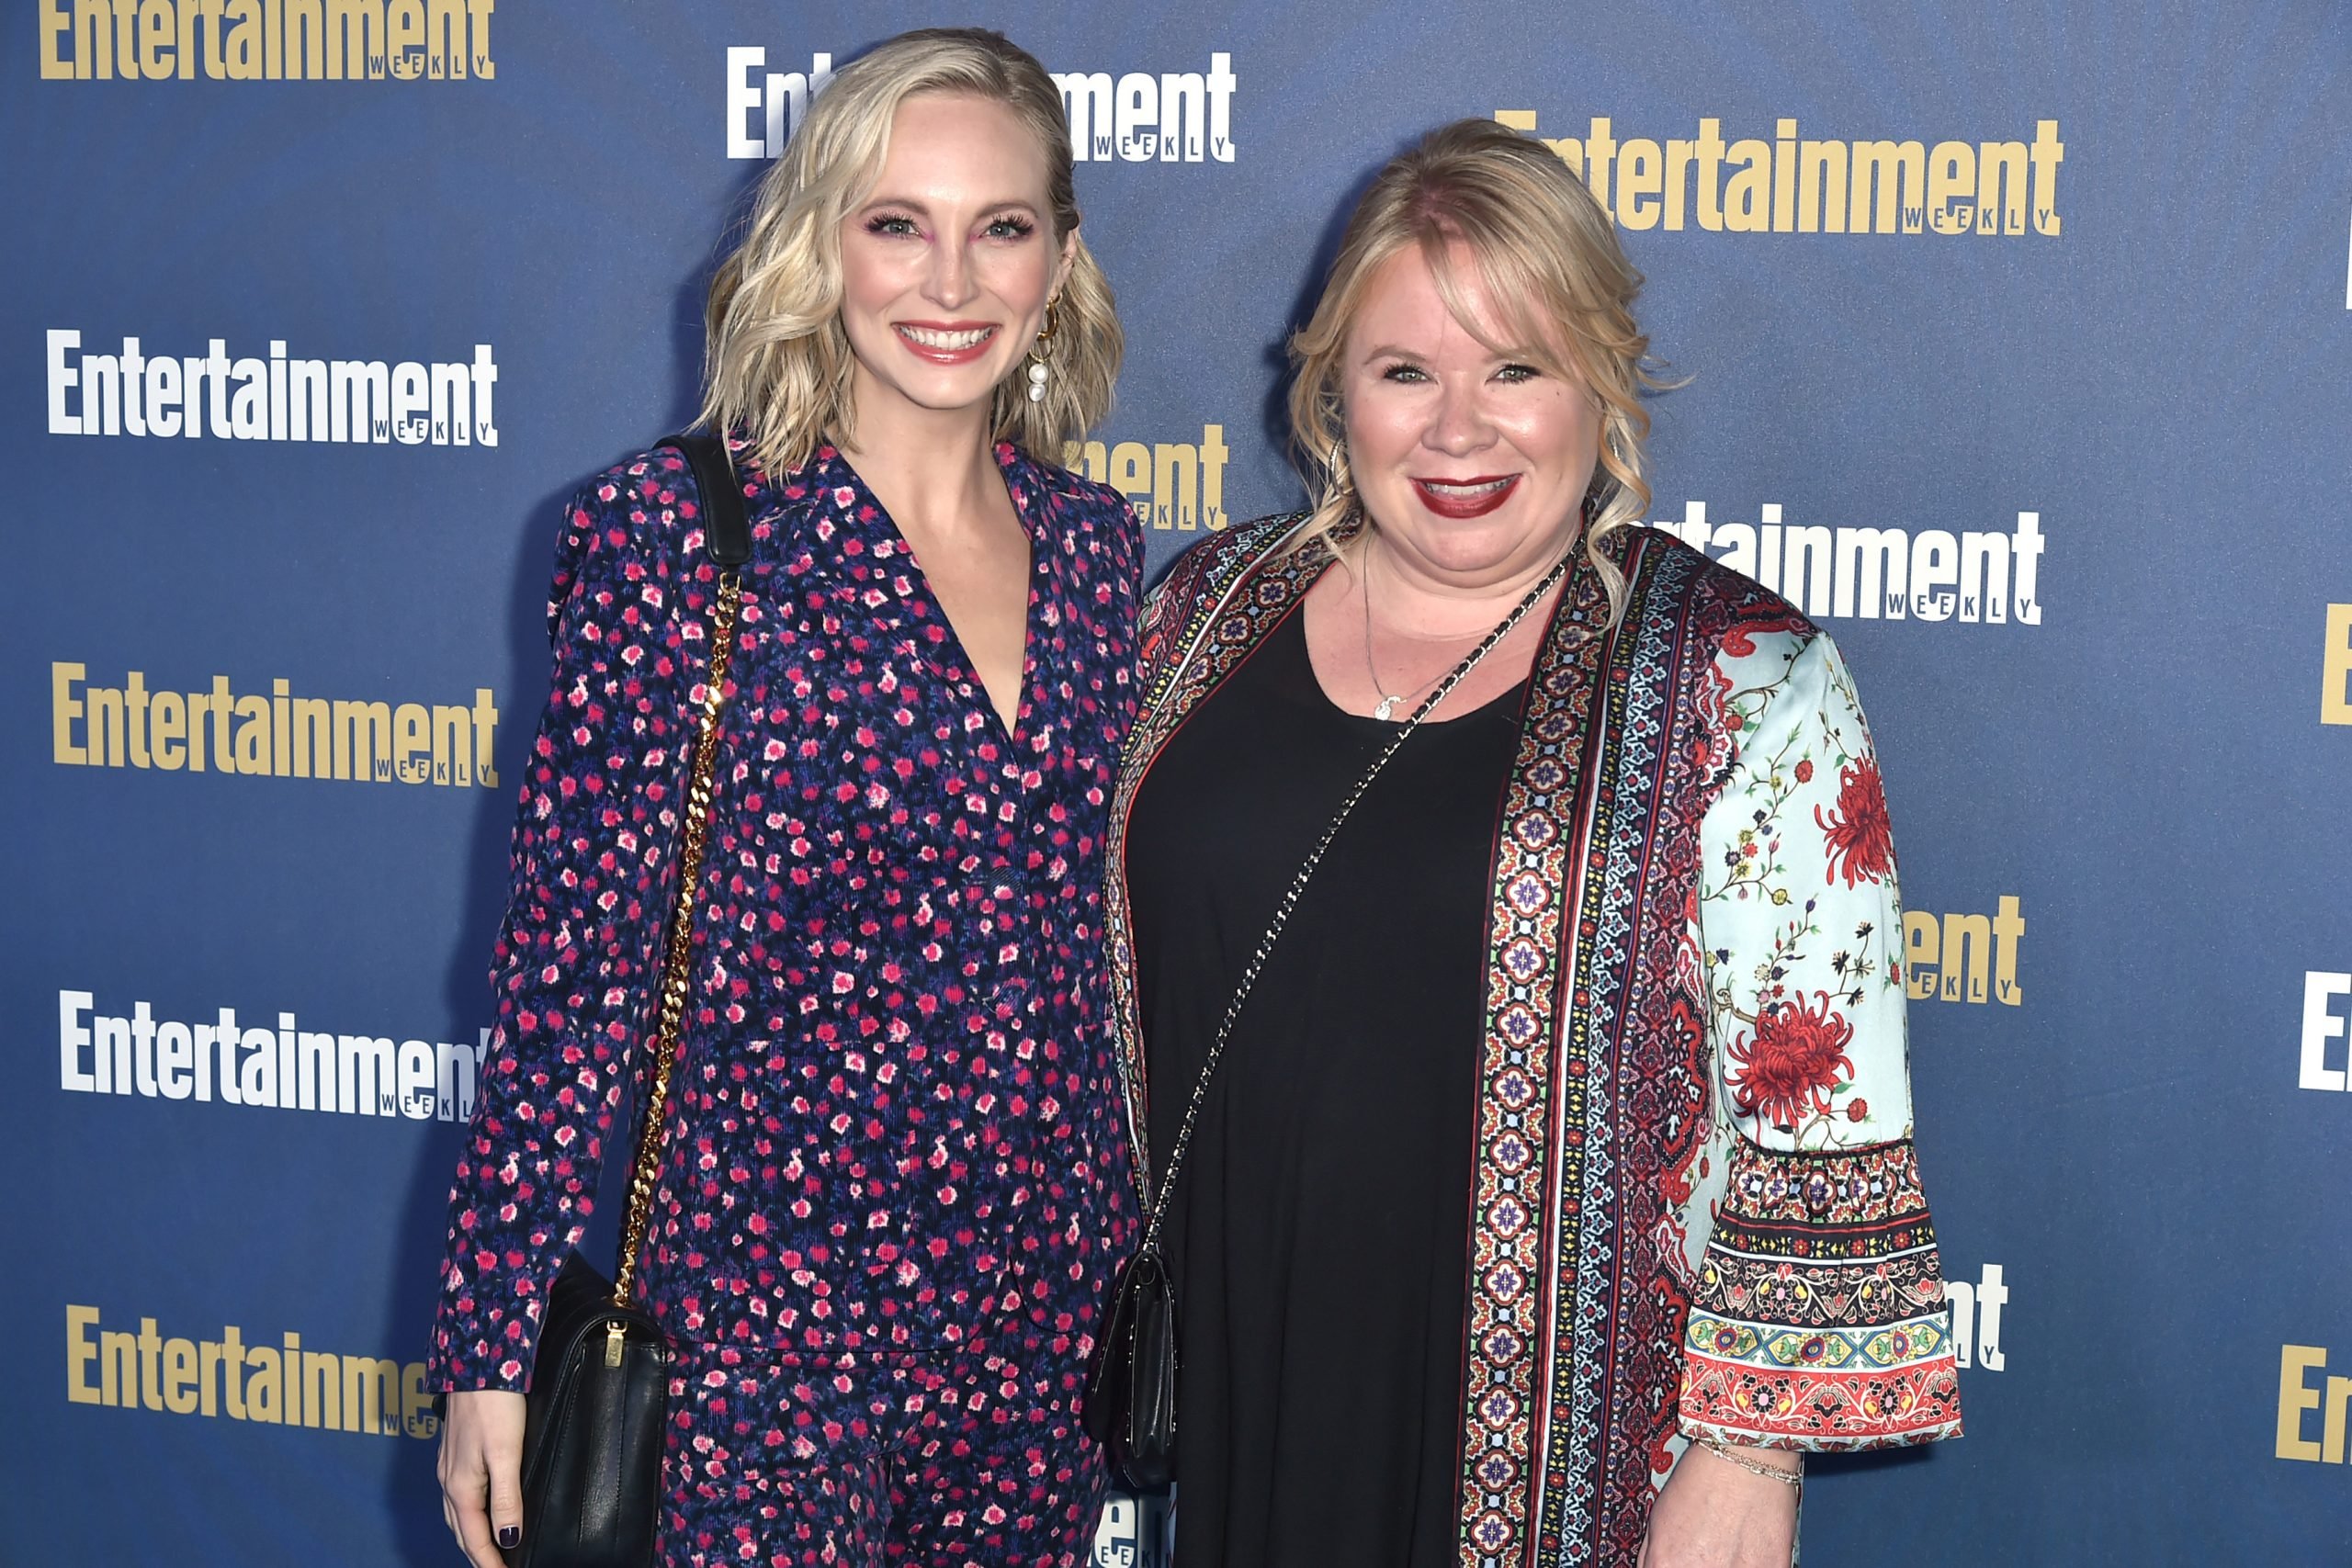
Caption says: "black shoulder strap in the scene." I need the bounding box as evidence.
[661,429,752,569]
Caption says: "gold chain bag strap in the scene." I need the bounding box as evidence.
[501,431,750,1568]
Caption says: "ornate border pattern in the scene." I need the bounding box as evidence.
[1457,552,1612,1567]
[1679,1139,1962,1448]
[1555,541,1716,1565]
[1459,536,1770,1567]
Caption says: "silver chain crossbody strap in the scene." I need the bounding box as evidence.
[1136,546,1579,1243]
[1086,542,1583,1489]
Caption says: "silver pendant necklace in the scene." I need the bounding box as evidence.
[1361,547,1554,721]
[1362,550,1439,720]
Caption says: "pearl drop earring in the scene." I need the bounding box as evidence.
[1025,297,1059,404]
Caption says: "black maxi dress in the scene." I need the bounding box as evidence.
[1125,607,1527,1568]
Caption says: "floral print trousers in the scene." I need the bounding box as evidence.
[659,1338,1103,1567]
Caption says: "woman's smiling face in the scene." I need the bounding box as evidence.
[837,91,1073,428]
[1341,242,1600,591]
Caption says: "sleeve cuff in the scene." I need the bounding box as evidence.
[1677,1138,1962,1450]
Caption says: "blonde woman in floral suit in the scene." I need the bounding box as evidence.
[432,29,1141,1568]
[1100,119,1961,1568]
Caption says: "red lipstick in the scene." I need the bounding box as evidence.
[1410,474,1520,519]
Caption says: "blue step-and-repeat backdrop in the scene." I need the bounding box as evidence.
[6,4,2349,1563]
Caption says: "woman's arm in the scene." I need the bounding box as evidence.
[1678,627,1963,1454]
[1639,1436,1799,1568]
[428,457,709,1560]
[428,457,701,1393]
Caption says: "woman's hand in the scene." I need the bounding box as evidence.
[438,1388,528,1568]
[1637,1438,1801,1568]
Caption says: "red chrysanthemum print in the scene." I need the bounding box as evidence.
[1727,990,1856,1129]
[1815,756,1894,887]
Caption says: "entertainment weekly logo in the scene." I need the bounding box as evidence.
[57,989,492,1126]
[51,662,503,789]
[1493,110,2063,239]
[1650,502,2048,626]
[2278,1343,2352,1464]
[1064,422,1234,534]
[1091,1495,1158,1568]
[35,0,498,82]
[1945,1261,2009,1373]
[2322,604,2352,725]
[65,1300,440,1442]
[46,331,501,447]
[726,48,1238,164]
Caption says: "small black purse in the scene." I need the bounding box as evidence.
[1083,544,1574,1493]
[497,430,752,1568]
[503,1255,670,1567]
[1083,1241,1180,1488]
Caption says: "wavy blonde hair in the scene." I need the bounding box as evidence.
[700,28,1121,478]
[1287,118,1667,626]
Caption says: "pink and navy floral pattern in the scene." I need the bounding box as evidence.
[429,435,1141,1564]
[660,1338,1101,1566]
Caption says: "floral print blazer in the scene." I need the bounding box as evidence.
[429,437,1143,1392]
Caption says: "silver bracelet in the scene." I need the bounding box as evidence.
[1691,1433,1804,1490]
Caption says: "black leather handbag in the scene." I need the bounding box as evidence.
[1083,1240,1179,1489]
[1083,545,1574,1492]
[499,430,752,1568]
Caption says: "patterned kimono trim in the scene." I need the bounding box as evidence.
[1458,535,1722,1568]
[1455,557,1611,1565]
[1679,1139,1962,1448]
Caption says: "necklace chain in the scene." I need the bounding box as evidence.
[1359,544,1562,722]
[1138,547,1582,1250]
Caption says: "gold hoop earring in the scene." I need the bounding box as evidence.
[1025,297,1060,403]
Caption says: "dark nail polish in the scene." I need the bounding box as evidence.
[497,1526,520,1550]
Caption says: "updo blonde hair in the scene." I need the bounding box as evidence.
[700,28,1121,478]
[1287,118,1664,624]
